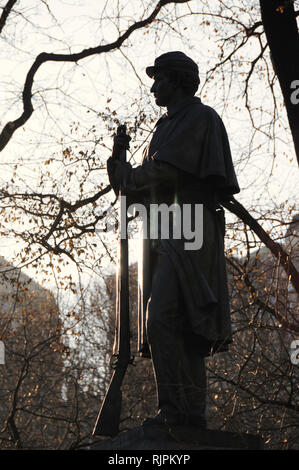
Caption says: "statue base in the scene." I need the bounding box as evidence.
[89,425,263,450]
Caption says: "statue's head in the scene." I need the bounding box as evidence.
[146,51,200,107]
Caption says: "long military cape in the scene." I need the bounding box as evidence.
[137,97,240,358]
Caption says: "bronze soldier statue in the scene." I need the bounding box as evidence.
[107,51,240,430]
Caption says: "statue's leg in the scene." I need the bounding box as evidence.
[146,252,206,428]
[181,341,207,427]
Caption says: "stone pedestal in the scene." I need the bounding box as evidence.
[89,425,263,451]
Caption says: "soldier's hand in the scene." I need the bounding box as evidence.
[112,125,131,160]
[113,133,131,151]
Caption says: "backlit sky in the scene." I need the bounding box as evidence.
[0,0,298,295]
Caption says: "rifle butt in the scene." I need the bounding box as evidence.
[92,362,129,436]
[92,379,122,436]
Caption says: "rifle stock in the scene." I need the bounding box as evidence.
[92,125,131,437]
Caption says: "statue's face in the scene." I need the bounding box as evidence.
[150,71,175,107]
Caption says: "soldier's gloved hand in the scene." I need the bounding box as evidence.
[112,132,131,160]
[107,157,133,197]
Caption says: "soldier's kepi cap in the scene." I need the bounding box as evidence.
[146,51,199,82]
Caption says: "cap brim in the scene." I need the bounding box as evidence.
[145,66,156,78]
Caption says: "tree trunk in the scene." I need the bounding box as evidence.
[260,0,299,165]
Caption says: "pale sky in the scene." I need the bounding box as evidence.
[0,0,298,301]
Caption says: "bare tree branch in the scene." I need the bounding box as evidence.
[0,0,17,34]
[0,0,191,153]
[223,197,299,296]
[226,255,299,335]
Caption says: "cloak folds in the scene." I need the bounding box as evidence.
[107,96,240,358]
[146,96,239,200]
[137,205,232,358]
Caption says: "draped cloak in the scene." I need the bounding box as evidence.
[107,96,240,358]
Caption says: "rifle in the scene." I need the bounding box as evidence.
[92,125,133,437]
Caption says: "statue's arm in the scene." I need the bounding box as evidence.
[107,157,178,203]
